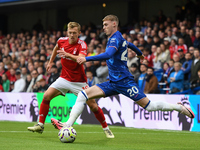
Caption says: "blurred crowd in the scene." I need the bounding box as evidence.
[1,1,200,94]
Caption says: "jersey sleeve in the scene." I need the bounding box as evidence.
[79,40,87,56]
[86,46,116,61]
[127,41,143,56]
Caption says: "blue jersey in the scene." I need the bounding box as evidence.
[86,31,142,82]
[106,31,132,82]
[86,31,146,101]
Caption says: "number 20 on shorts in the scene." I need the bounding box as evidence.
[127,86,139,97]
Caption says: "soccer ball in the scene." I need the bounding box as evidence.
[58,126,77,143]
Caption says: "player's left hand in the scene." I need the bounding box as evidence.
[137,55,144,60]
[57,49,68,58]
[77,57,86,64]
[137,55,144,63]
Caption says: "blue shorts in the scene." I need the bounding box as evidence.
[96,76,146,101]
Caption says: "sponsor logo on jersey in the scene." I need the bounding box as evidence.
[110,38,116,43]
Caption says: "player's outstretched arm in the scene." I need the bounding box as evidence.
[57,49,85,62]
[127,41,143,56]
[77,47,116,65]
[127,41,144,62]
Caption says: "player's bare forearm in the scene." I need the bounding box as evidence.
[49,44,59,63]
[65,53,81,62]
[47,44,58,72]
[57,49,85,62]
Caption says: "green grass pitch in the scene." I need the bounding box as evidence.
[0,121,199,150]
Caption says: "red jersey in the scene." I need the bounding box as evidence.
[9,75,16,83]
[0,84,4,92]
[57,37,87,82]
[177,44,187,54]
[169,45,178,59]
[5,70,11,80]
[144,54,153,67]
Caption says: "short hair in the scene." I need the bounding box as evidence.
[169,59,174,63]
[178,37,184,41]
[102,15,119,26]
[2,73,8,79]
[67,22,81,31]
[15,70,21,75]
[21,66,27,70]
[185,52,191,56]
[6,62,12,66]
[143,59,149,63]
[86,70,92,73]
[140,64,148,68]
[31,69,38,74]
[194,48,200,52]
[147,67,154,72]
[34,60,40,63]
[143,48,150,52]
[52,65,57,69]
[174,62,182,67]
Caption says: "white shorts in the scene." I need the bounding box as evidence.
[50,77,89,96]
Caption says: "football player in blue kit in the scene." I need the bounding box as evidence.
[52,14,194,133]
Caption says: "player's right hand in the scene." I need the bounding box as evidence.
[46,63,53,72]
[77,57,86,64]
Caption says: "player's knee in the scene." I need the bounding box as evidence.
[43,93,51,101]
[86,100,98,112]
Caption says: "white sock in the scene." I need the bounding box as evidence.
[146,101,182,112]
[38,122,44,126]
[66,90,88,126]
[103,127,109,131]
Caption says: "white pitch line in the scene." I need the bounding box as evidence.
[0,131,199,135]
[77,125,200,134]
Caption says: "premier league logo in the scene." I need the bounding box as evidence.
[178,97,193,131]
[29,95,39,122]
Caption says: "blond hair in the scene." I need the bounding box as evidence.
[67,22,81,31]
[102,15,119,26]
[174,62,182,68]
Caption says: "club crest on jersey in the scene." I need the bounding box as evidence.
[110,38,116,43]
[73,48,77,54]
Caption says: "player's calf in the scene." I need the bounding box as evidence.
[145,101,195,119]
